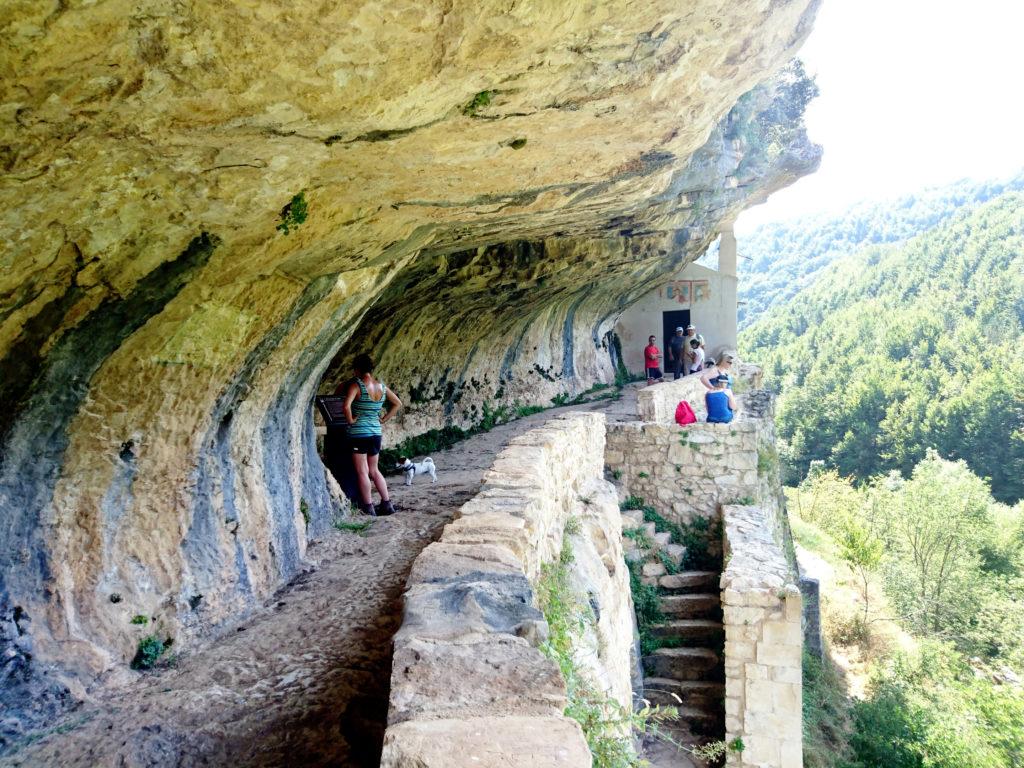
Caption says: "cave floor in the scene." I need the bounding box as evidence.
[3,387,641,768]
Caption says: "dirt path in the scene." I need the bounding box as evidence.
[4,389,639,768]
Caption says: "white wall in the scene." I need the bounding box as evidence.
[615,260,737,374]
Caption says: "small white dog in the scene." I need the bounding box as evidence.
[397,457,437,486]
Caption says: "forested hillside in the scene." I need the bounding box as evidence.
[740,192,1024,503]
[737,172,1024,327]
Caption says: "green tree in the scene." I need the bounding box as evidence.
[838,519,884,623]
[882,453,993,637]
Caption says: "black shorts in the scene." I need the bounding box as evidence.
[646,367,662,379]
[350,435,382,456]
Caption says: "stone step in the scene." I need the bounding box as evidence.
[643,678,726,710]
[652,531,672,549]
[652,704,723,736]
[659,571,719,594]
[648,620,725,646]
[643,561,667,581]
[661,543,686,567]
[641,521,657,538]
[643,647,723,681]
[658,594,721,620]
[621,510,644,531]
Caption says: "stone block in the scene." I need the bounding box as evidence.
[642,562,666,578]
[408,542,523,585]
[771,665,801,684]
[398,574,544,643]
[763,620,802,647]
[780,737,803,768]
[742,735,781,767]
[723,640,755,661]
[747,709,799,734]
[756,641,801,667]
[744,679,776,712]
[772,681,801,714]
[723,605,765,626]
[388,635,567,724]
[380,716,592,768]
[744,663,768,681]
[786,590,804,623]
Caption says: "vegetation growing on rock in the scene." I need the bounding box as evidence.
[538,531,676,767]
[276,191,308,235]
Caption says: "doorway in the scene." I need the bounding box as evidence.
[662,309,691,373]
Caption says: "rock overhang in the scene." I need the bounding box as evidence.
[0,0,822,739]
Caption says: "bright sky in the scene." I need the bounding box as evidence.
[735,0,1024,232]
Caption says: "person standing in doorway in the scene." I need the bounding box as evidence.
[644,335,664,384]
[343,353,402,516]
[668,327,687,380]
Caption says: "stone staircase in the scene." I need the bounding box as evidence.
[622,510,726,761]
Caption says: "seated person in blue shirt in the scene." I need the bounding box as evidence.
[705,374,737,423]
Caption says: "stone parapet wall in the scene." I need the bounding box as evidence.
[605,418,761,526]
[381,412,633,767]
[721,502,803,768]
[637,373,710,423]
[636,363,764,424]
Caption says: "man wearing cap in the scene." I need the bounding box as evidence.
[667,326,688,380]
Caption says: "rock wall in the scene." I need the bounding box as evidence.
[0,1,820,733]
[721,502,803,768]
[381,412,632,767]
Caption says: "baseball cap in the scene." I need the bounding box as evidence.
[686,324,695,330]
[675,326,684,332]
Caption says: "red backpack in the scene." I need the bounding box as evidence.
[675,400,697,426]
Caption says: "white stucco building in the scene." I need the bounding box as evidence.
[615,227,738,374]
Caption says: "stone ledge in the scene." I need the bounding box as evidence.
[721,502,802,768]
[381,716,593,768]
[382,412,611,767]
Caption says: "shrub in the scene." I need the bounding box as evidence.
[276,191,308,235]
[131,635,172,670]
[462,89,495,116]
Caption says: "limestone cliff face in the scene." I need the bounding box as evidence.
[0,0,820,737]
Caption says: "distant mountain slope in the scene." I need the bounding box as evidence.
[737,171,1024,327]
[739,192,1024,503]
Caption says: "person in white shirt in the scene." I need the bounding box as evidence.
[688,337,705,374]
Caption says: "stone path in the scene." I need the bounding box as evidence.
[2,389,639,768]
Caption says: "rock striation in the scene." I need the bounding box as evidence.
[0,0,820,737]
